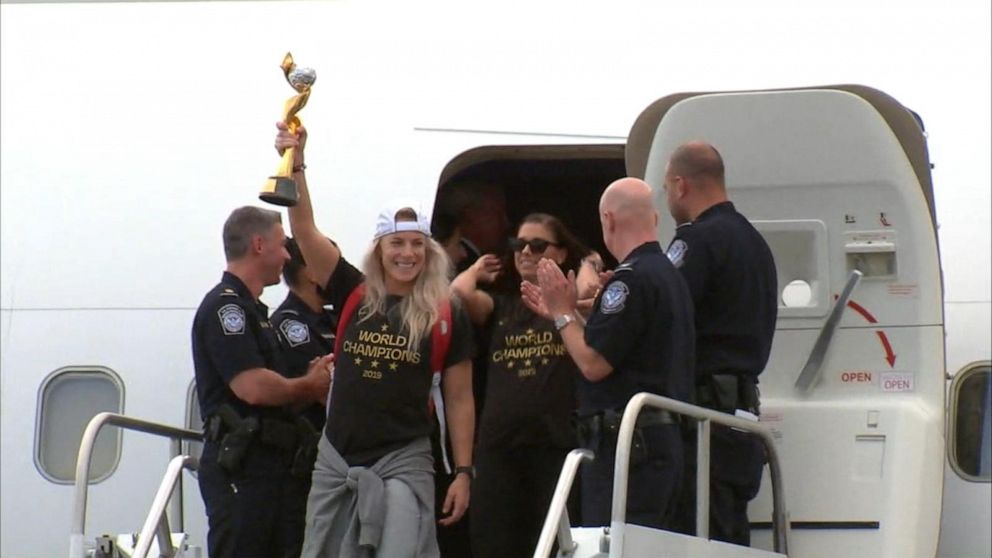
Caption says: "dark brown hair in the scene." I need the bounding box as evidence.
[496,212,590,290]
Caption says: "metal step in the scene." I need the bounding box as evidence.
[90,533,200,558]
[565,526,787,558]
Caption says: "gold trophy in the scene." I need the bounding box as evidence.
[260,53,316,206]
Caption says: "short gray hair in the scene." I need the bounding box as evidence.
[223,206,282,261]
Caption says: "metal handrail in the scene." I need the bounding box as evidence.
[133,455,200,558]
[611,393,790,555]
[70,412,204,558]
[533,449,594,558]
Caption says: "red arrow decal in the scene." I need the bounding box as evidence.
[832,295,880,324]
[876,331,896,367]
[847,300,878,324]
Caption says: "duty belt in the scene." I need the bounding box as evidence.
[697,372,761,416]
[205,414,299,451]
[202,404,320,476]
[575,407,680,442]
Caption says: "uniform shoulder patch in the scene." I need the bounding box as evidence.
[599,281,629,315]
[667,239,689,268]
[217,303,246,335]
[614,262,634,274]
[279,319,311,347]
[219,288,238,298]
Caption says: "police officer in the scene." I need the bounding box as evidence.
[662,142,778,546]
[272,237,338,433]
[528,177,695,529]
[191,206,331,558]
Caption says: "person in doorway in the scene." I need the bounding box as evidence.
[452,213,588,557]
[576,250,607,317]
[431,209,469,274]
[443,181,511,272]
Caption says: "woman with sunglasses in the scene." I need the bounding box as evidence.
[275,122,476,558]
[452,213,589,558]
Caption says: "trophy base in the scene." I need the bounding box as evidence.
[259,176,299,207]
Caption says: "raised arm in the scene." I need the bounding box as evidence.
[450,254,501,325]
[274,122,340,288]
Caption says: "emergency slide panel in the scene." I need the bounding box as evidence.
[632,86,944,558]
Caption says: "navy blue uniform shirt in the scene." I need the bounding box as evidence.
[581,241,695,414]
[272,291,338,430]
[191,272,288,419]
[667,201,777,379]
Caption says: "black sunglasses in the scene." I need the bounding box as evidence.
[509,237,560,254]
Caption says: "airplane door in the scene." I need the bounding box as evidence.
[628,86,945,558]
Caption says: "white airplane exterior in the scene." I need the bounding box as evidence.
[0,1,989,558]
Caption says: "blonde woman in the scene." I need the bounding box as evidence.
[275,123,475,558]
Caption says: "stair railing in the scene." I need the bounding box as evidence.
[132,455,199,558]
[611,393,790,555]
[70,412,203,558]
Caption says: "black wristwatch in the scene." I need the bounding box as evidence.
[454,465,476,480]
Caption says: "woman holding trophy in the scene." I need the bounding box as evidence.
[273,120,475,557]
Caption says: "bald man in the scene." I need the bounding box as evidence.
[664,142,777,546]
[532,177,695,530]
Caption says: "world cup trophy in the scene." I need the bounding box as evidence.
[260,53,316,206]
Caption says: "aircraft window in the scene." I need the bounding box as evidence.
[782,279,813,307]
[949,363,992,482]
[184,379,204,467]
[35,367,124,484]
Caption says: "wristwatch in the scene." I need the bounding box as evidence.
[454,465,476,480]
[554,313,575,331]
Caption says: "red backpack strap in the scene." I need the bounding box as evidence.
[333,284,366,356]
[428,298,454,473]
[430,298,453,374]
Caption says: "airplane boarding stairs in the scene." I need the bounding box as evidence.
[71,413,203,558]
[72,397,790,558]
[533,393,791,558]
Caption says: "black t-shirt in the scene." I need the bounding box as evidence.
[322,258,474,465]
[191,272,288,419]
[667,201,778,379]
[272,291,338,430]
[478,294,577,450]
[581,242,695,415]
